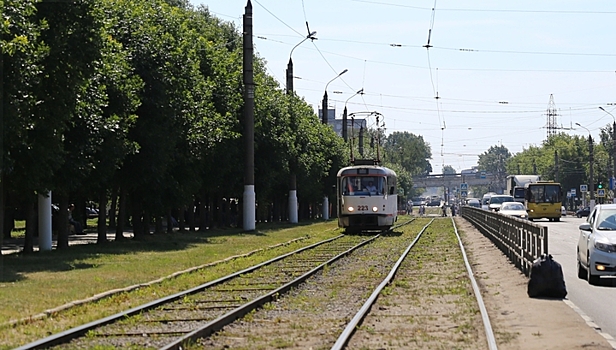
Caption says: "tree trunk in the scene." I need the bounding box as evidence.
[97,189,108,244]
[57,194,70,249]
[187,199,195,231]
[198,190,207,232]
[166,208,173,233]
[131,197,144,239]
[142,210,150,235]
[23,199,36,254]
[207,195,214,229]
[115,186,126,240]
[178,205,186,232]
[0,181,4,255]
[109,185,118,229]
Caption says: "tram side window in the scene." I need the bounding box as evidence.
[387,176,396,195]
[342,177,357,195]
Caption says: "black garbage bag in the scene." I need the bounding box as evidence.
[527,254,567,298]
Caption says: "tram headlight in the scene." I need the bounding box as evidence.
[347,206,355,212]
[372,206,378,212]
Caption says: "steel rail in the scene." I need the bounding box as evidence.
[451,217,498,350]
[331,218,434,350]
[160,234,381,350]
[16,234,351,350]
[330,217,498,350]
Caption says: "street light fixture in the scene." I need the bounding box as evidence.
[600,106,616,202]
[286,31,317,95]
[343,89,364,141]
[322,69,348,124]
[576,122,595,205]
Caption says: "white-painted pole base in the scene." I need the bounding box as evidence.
[38,192,52,251]
[590,199,596,212]
[323,196,329,220]
[289,190,298,223]
[243,185,256,231]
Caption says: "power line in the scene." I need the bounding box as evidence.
[350,0,616,14]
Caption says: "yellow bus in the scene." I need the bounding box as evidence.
[525,181,563,222]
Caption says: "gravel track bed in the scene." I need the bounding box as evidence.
[50,235,371,349]
[194,218,434,349]
[347,218,485,349]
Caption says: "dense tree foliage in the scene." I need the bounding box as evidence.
[1,0,368,249]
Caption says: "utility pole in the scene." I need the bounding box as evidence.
[600,107,616,203]
[242,0,255,231]
[285,31,315,224]
[554,150,559,183]
[358,126,364,157]
[589,135,595,207]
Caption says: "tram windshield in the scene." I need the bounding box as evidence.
[341,176,385,195]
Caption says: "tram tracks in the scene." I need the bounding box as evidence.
[194,217,496,350]
[13,215,498,350]
[16,233,381,350]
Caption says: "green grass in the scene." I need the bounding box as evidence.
[0,220,341,348]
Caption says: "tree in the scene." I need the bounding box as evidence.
[478,145,511,175]
[382,131,432,176]
[442,165,456,175]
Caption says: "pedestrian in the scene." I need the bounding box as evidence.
[69,204,84,235]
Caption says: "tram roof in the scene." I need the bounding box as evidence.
[337,165,397,177]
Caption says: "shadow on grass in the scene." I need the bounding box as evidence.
[0,220,321,283]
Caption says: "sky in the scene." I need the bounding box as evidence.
[191,0,616,174]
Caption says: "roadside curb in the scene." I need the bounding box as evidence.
[563,299,616,349]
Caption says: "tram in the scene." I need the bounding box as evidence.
[337,159,398,233]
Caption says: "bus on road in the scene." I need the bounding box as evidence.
[525,181,563,221]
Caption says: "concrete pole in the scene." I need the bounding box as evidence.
[554,150,559,183]
[38,192,52,251]
[342,106,348,142]
[589,135,595,210]
[286,58,298,223]
[242,0,255,230]
[613,121,616,203]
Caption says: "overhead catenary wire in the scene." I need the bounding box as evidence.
[350,0,616,14]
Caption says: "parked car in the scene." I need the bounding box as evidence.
[466,198,481,208]
[498,201,528,219]
[576,207,590,218]
[488,195,515,212]
[561,206,566,217]
[577,204,616,285]
[86,207,99,218]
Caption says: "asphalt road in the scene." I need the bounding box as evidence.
[541,215,616,340]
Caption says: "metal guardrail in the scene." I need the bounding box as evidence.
[460,206,548,277]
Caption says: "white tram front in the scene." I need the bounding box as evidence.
[337,160,398,233]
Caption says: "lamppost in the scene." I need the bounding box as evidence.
[285,32,316,224]
[600,106,616,203]
[286,31,316,95]
[576,122,595,209]
[321,69,348,124]
[321,69,348,220]
[343,89,363,142]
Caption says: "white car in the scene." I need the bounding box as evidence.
[488,195,515,212]
[577,204,616,285]
[498,202,528,220]
[561,206,566,217]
